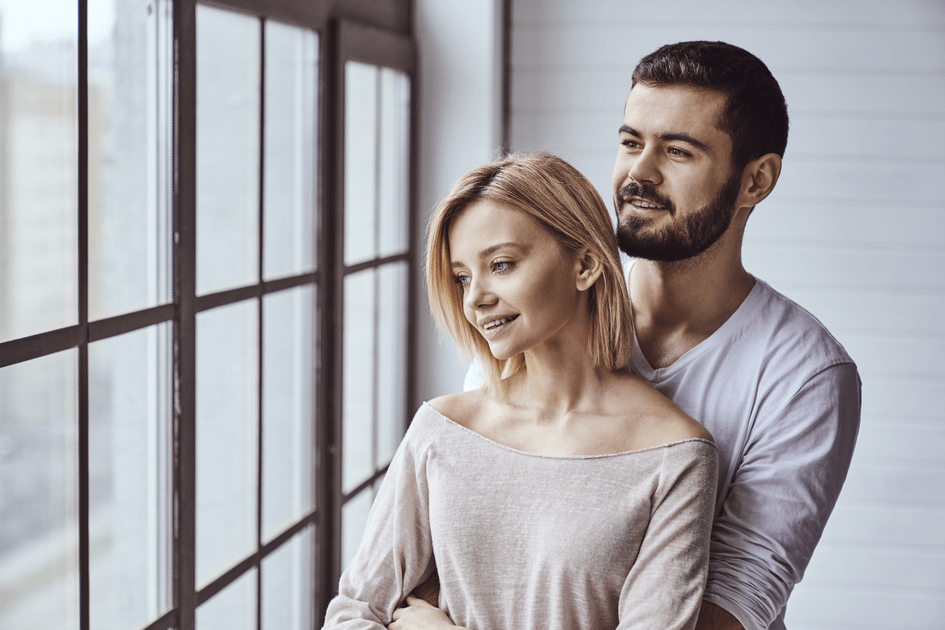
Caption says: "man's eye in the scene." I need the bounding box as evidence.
[669,147,690,157]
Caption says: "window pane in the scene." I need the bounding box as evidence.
[376,262,408,468]
[196,5,260,295]
[343,61,378,267]
[0,350,78,630]
[0,0,78,342]
[261,527,314,630]
[377,68,410,258]
[341,487,373,572]
[89,324,172,630]
[197,300,259,587]
[196,568,256,630]
[342,270,375,494]
[263,21,317,281]
[262,286,315,542]
[88,0,173,320]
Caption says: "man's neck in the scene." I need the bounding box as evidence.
[628,243,755,369]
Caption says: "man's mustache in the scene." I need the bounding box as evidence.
[616,182,675,215]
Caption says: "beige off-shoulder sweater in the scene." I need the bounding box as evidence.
[324,402,718,630]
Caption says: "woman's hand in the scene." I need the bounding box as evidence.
[389,596,466,630]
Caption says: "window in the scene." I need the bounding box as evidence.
[0,1,416,629]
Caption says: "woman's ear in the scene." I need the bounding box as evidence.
[575,248,603,292]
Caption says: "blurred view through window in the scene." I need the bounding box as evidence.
[0,2,414,628]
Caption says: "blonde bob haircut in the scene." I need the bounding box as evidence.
[426,151,633,385]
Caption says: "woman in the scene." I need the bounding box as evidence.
[323,152,717,630]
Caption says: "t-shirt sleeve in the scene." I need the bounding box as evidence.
[322,413,438,628]
[463,360,485,392]
[703,362,861,630]
[618,440,719,630]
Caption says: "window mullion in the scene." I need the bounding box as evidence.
[78,0,91,628]
[173,1,199,630]
[256,15,266,630]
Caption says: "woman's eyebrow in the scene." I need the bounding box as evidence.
[450,241,521,269]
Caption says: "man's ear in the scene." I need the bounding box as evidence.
[739,152,782,210]
[575,248,604,292]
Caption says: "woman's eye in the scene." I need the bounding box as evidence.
[453,274,471,287]
[492,261,514,273]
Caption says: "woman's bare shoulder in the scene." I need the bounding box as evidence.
[609,373,714,449]
[426,390,487,429]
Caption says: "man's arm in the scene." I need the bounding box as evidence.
[695,602,744,630]
[702,363,861,629]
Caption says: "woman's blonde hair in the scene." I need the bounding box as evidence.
[426,151,633,384]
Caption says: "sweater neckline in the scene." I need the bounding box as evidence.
[420,402,716,461]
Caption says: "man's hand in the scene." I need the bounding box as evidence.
[695,602,745,630]
[390,596,467,630]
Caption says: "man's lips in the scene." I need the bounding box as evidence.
[627,197,665,210]
[617,183,674,214]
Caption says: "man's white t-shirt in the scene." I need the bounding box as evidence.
[464,276,861,630]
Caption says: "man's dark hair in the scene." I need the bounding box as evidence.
[632,41,789,173]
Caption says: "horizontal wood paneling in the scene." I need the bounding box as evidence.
[512,0,945,28]
[513,25,945,72]
[509,1,945,628]
[742,244,945,290]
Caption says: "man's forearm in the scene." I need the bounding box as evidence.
[695,601,745,630]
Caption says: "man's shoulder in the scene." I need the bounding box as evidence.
[747,278,855,370]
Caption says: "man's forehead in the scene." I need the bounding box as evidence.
[622,84,728,139]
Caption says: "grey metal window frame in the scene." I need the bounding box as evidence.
[0,0,417,628]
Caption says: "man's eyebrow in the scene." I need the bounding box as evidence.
[619,125,710,153]
[660,132,710,153]
[450,241,521,268]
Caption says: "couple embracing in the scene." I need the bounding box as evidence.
[325,41,860,630]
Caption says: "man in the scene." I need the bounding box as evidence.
[400,41,860,630]
[608,41,860,629]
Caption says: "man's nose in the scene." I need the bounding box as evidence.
[627,147,662,186]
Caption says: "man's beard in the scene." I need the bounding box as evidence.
[614,174,742,262]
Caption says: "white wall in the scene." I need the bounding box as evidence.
[507,1,945,629]
[414,0,505,402]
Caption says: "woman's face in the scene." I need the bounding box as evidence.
[447,200,587,361]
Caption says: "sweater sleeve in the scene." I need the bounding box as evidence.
[322,412,438,629]
[617,440,719,630]
[702,363,861,630]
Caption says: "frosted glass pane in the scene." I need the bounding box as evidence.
[197,5,260,295]
[88,0,173,320]
[378,68,411,258]
[263,21,318,281]
[0,350,78,630]
[262,286,315,542]
[196,301,259,587]
[343,61,378,266]
[341,488,373,572]
[342,270,375,494]
[376,262,408,468]
[0,0,78,342]
[196,568,256,630]
[261,527,314,630]
[89,324,172,630]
